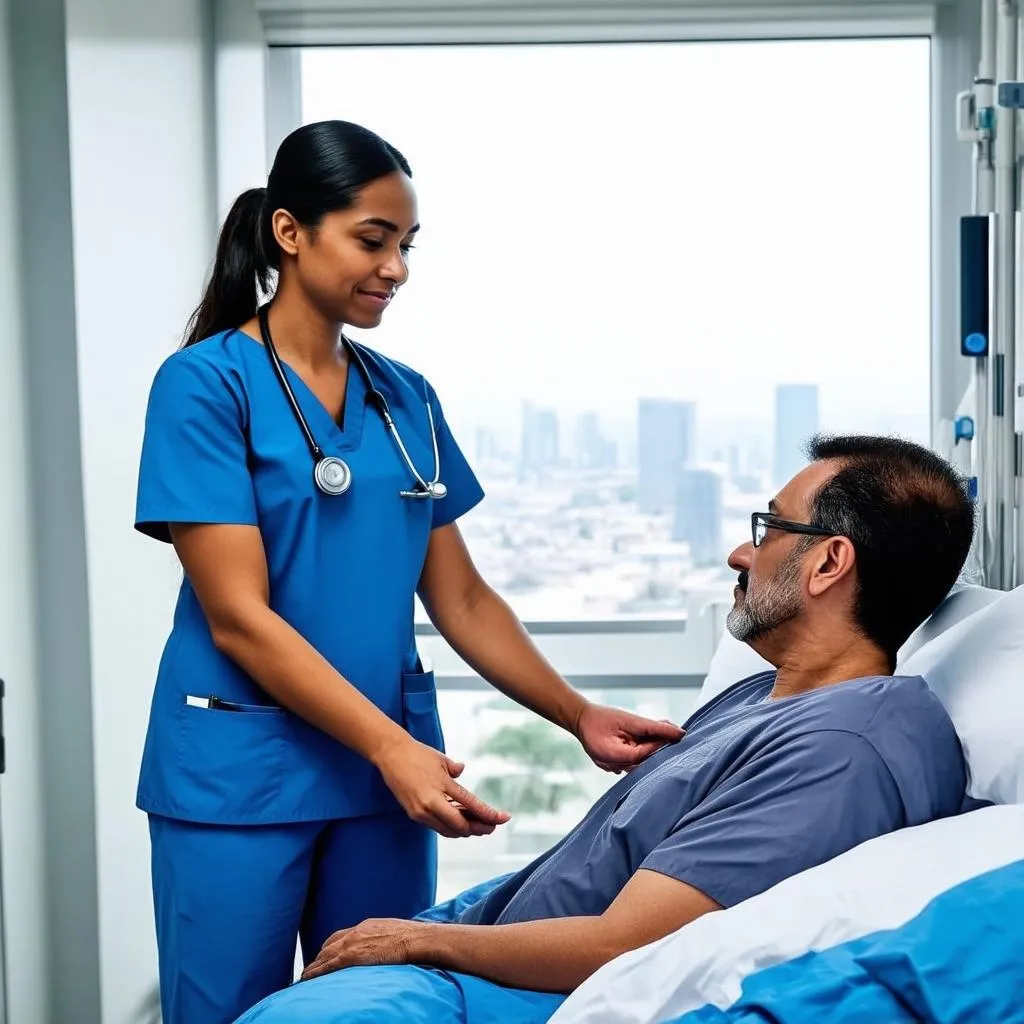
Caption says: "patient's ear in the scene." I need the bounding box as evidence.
[807,536,856,597]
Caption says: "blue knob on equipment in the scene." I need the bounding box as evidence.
[963,332,988,356]
[954,416,975,443]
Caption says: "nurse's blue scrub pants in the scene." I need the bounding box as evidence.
[149,811,435,1024]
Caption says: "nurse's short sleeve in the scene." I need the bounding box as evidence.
[135,353,258,543]
[425,386,484,529]
[641,729,903,909]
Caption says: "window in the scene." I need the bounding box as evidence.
[302,37,931,897]
[302,38,931,623]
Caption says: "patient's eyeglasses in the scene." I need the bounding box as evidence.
[751,513,834,548]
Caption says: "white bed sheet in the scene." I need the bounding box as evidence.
[550,804,1024,1024]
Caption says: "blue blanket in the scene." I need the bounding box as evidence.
[235,861,1024,1024]
[233,875,566,1023]
[676,858,1024,1024]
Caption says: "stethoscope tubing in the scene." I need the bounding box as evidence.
[256,304,444,499]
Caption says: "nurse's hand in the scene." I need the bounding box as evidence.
[375,737,511,839]
[574,703,684,773]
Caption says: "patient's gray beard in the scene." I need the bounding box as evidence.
[726,556,803,643]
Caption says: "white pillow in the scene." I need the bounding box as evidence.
[694,629,770,709]
[549,804,1024,1024]
[896,583,1004,662]
[897,584,1024,804]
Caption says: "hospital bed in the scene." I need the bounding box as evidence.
[236,582,1024,1024]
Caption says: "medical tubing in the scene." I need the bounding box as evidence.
[387,415,431,490]
[427,402,441,486]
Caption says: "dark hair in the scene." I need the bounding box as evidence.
[183,120,411,346]
[804,434,975,666]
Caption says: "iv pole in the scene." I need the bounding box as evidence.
[959,0,1022,589]
[957,0,997,582]
[993,0,1018,589]
[1016,9,1024,586]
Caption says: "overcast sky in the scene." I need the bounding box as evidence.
[302,38,931,451]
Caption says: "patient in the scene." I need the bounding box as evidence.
[302,434,974,995]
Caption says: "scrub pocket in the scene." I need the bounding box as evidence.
[176,698,288,818]
[401,669,445,753]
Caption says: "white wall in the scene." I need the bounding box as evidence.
[0,3,50,1020]
[64,1,271,1019]
[215,0,269,217]
[64,2,215,1019]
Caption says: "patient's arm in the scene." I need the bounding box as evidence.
[305,730,907,990]
[302,869,720,992]
[426,869,721,990]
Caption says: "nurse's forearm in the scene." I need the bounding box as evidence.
[212,605,407,762]
[437,586,587,733]
[214,604,507,837]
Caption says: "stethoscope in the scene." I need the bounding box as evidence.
[257,304,447,500]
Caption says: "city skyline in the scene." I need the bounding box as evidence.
[477,384,840,481]
[465,399,927,476]
[457,386,828,618]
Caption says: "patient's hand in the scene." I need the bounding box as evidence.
[302,919,429,980]
[575,703,684,772]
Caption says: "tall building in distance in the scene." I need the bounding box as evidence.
[773,384,820,488]
[574,412,617,470]
[727,443,741,481]
[672,468,724,566]
[475,426,499,464]
[520,402,560,472]
[637,399,696,513]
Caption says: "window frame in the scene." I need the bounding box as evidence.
[256,1,938,47]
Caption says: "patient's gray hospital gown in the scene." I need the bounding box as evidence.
[458,672,967,924]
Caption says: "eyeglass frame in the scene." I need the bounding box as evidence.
[750,512,835,548]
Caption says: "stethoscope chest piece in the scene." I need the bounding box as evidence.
[315,456,352,496]
[402,480,448,500]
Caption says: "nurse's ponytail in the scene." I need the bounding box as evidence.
[183,187,269,347]
[182,120,411,348]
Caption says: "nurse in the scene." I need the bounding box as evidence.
[135,119,684,1024]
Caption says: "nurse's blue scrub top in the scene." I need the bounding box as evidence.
[134,328,484,826]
